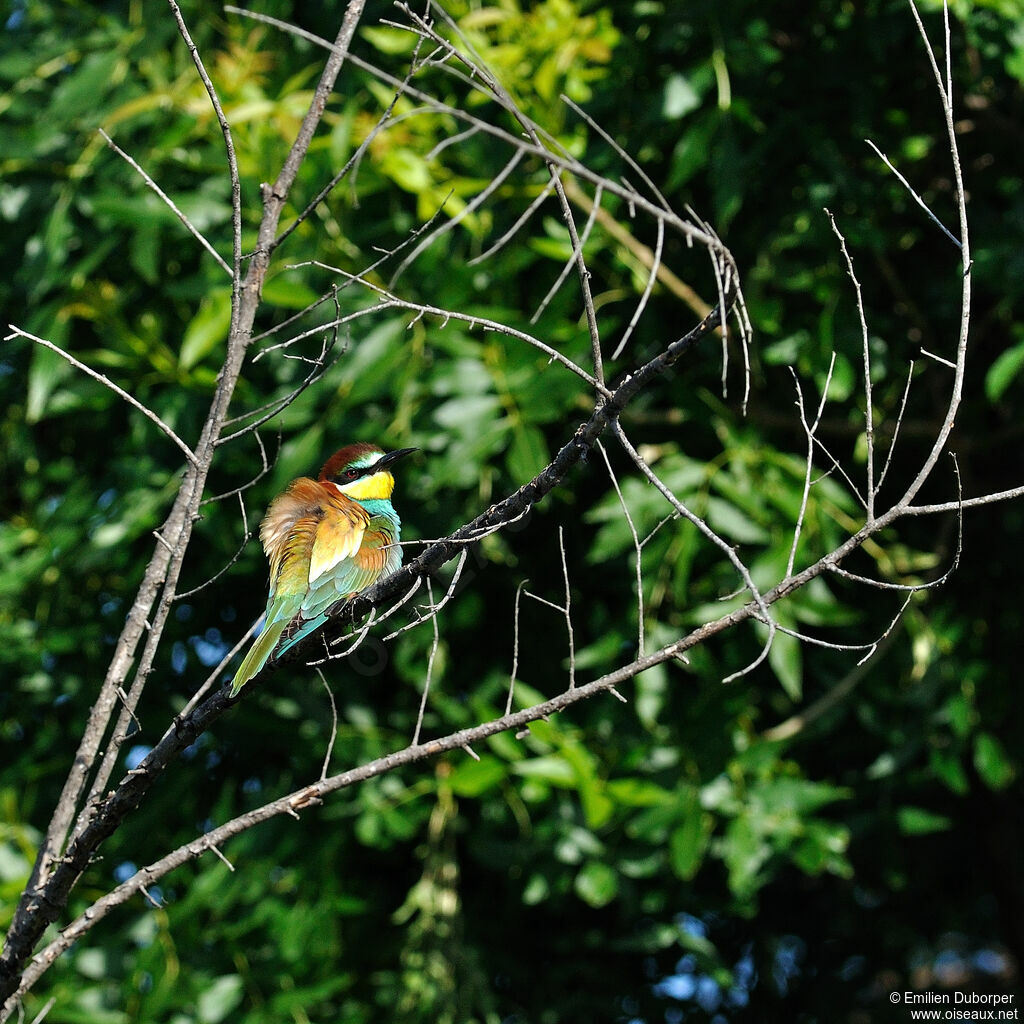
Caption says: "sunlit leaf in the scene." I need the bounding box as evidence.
[179,287,232,371]
[897,806,952,835]
[574,859,618,907]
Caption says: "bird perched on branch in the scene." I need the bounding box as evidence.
[229,443,417,697]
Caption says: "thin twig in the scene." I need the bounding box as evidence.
[506,579,529,716]
[919,346,956,370]
[612,420,775,683]
[559,526,576,689]
[612,215,664,360]
[290,262,611,393]
[412,579,441,746]
[6,327,198,466]
[216,335,336,445]
[167,0,242,278]
[99,130,233,276]
[317,669,339,781]
[786,354,836,578]
[826,209,876,520]
[876,361,915,493]
[531,182,603,329]
[469,183,555,266]
[382,549,468,641]
[865,139,961,248]
[761,621,906,742]
[28,997,55,1024]
[597,441,644,655]
[174,532,252,600]
[523,533,575,689]
[895,0,972,509]
[388,150,526,288]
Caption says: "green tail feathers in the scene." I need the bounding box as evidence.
[229,618,287,697]
[229,609,333,697]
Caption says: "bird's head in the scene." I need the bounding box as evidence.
[319,443,417,501]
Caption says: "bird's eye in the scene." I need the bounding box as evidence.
[345,468,359,480]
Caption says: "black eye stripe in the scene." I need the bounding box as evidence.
[334,456,390,483]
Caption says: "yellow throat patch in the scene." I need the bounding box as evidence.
[335,470,395,501]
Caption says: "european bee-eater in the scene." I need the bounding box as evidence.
[229,443,416,697]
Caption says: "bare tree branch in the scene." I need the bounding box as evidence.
[894,0,972,508]
[2,3,1005,1016]
[826,210,877,521]
[0,0,371,1006]
[4,327,199,466]
[98,128,233,276]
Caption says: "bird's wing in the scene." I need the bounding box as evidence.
[305,523,398,610]
[309,487,372,584]
[259,478,369,600]
[300,525,396,632]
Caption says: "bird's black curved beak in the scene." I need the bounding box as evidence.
[375,447,418,470]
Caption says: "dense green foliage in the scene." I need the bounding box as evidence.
[2,0,1023,1020]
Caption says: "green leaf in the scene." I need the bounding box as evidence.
[768,627,802,700]
[384,146,435,194]
[574,860,618,908]
[197,975,244,1024]
[897,806,952,835]
[522,872,550,905]
[721,813,771,901]
[433,394,502,432]
[945,691,975,738]
[130,219,161,284]
[985,339,1024,401]
[605,778,671,808]
[634,662,668,730]
[448,755,507,797]
[179,287,232,371]
[0,840,30,884]
[336,317,408,405]
[762,330,810,366]
[26,341,72,422]
[51,50,122,119]
[579,784,614,831]
[88,194,182,229]
[929,748,970,795]
[663,73,701,118]
[512,755,576,785]
[974,732,1015,790]
[74,948,108,980]
[669,788,711,880]
[791,820,851,877]
[561,742,614,829]
[262,275,322,310]
[507,423,550,482]
[667,111,717,190]
[749,775,850,816]
[704,495,770,544]
[362,25,418,55]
